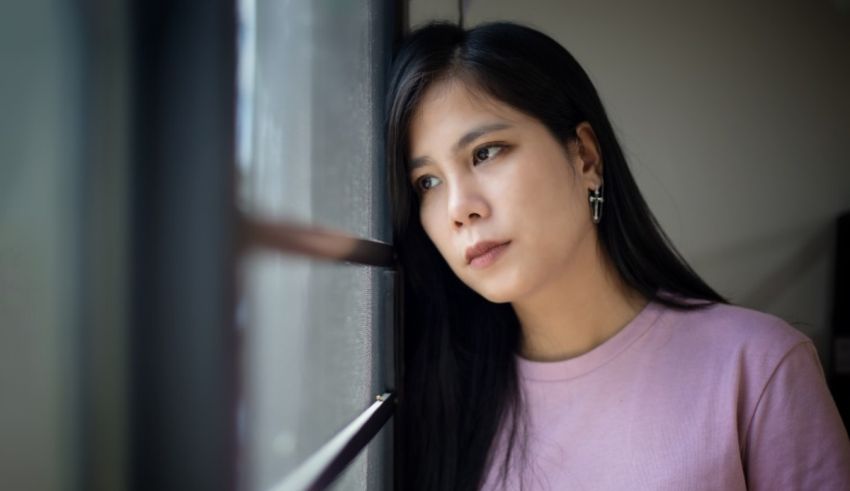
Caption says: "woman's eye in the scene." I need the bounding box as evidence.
[473,144,504,165]
[416,175,441,193]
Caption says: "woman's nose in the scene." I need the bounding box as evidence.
[447,177,490,228]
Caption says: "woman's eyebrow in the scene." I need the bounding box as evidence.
[408,122,513,171]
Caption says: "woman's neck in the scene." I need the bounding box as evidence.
[511,239,648,363]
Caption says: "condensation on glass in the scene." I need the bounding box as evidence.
[235,0,392,489]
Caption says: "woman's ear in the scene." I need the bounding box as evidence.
[574,122,603,188]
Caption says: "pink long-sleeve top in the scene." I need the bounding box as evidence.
[481,297,850,490]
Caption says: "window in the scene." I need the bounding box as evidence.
[130,1,403,490]
[236,1,400,487]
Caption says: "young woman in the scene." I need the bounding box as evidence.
[384,21,850,490]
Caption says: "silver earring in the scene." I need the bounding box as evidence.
[589,185,604,224]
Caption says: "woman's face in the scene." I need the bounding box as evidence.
[407,79,601,304]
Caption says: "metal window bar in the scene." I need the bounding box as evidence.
[239,215,395,268]
[270,393,396,491]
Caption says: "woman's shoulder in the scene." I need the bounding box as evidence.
[653,293,814,362]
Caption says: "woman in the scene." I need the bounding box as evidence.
[385,21,850,490]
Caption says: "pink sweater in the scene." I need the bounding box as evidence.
[481,298,850,490]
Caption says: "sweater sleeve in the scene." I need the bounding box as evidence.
[743,341,850,490]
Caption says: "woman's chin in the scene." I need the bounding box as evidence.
[471,284,518,305]
[456,267,524,304]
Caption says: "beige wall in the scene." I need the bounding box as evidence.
[410,0,850,364]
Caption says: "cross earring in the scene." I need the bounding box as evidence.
[589,185,604,224]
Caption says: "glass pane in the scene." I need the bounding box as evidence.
[237,0,390,243]
[239,252,393,490]
[235,0,393,487]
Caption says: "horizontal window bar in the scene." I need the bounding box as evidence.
[271,392,395,491]
[240,215,395,268]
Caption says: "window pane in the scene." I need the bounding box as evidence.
[235,0,394,488]
[238,0,390,242]
[239,253,393,489]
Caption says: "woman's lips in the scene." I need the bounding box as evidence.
[466,241,511,269]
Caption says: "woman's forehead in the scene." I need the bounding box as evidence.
[414,78,515,122]
[408,80,526,151]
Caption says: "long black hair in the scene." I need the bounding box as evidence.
[385,21,728,490]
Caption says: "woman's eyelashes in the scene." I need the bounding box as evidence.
[413,143,508,194]
[472,143,506,165]
[416,175,442,193]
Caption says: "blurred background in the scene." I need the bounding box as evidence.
[1,0,848,490]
